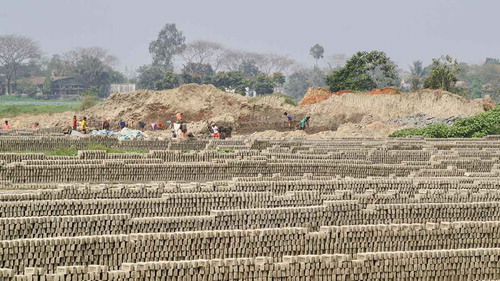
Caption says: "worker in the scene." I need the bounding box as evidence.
[138,121,147,130]
[173,113,185,138]
[119,121,126,129]
[284,112,293,128]
[150,123,158,131]
[102,120,110,130]
[175,112,183,121]
[72,116,77,131]
[211,123,220,138]
[180,123,188,138]
[298,116,310,130]
[81,117,88,134]
[3,120,10,130]
[33,122,40,130]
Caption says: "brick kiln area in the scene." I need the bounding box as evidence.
[2,129,500,280]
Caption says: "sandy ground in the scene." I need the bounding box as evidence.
[3,84,493,138]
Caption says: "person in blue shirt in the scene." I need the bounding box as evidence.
[284,112,293,129]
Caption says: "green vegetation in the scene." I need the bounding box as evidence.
[423,56,460,92]
[390,106,500,138]
[0,92,103,118]
[78,88,101,111]
[45,147,79,156]
[310,44,325,66]
[278,93,298,106]
[325,51,398,92]
[0,103,77,118]
[248,93,298,106]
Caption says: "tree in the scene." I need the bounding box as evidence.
[284,67,325,100]
[219,50,245,71]
[252,53,295,75]
[72,54,118,96]
[272,72,286,92]
[238,59,261,77]
[485,58,500,65]
[181,62,214,77]
[253,74,275,95]
[423,55,460,92]
[155,71,180,90]
[0,35,42,94]
[409,60,426,90]
[213,71,249,95]
[326,54,347,70]
[309,44,324,66]
[325,51,398,92]
[48,47,123,96]
[149,23,186,71]
[180,40,225,71]
[79,87,100,110]
[42,75,52,96]
[309,66,326,88]
[47,54,73,77]
[137,64,164,90]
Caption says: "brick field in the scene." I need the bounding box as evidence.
[2,130,500,280]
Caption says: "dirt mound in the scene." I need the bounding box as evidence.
[5,85,495,139]
[302,89,491,128]
[367,87,401,95]
[83,84,300,133]
[299,87,353,105]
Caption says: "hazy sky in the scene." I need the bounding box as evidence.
[1,0,499,72]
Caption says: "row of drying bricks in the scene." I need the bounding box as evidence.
[5,158,479,180]
[2,248,500,280]
[5,174,500,193]
[2,200,500,235]
[3,218,500,255]
[3,186,500,206]
[0,163,426,184]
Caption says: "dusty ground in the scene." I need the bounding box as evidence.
[5,84,494,138]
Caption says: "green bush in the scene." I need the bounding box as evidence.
[390,105,500,138]
[45,147,78,156]
[86,143,147,153]
[79,88,100,111]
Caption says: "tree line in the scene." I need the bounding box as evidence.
[0,35,125,97]
[1,22,500,101]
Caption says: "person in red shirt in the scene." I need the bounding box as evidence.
[72,116,77,130]
[3,120,10,130]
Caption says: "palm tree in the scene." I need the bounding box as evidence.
[409,60,425,90]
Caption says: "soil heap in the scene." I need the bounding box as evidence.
[5,84,495,138]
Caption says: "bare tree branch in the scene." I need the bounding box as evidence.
[0,35,42,94]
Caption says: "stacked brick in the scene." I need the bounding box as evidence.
[2,136,500,279]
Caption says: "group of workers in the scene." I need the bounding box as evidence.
[283,112,311,130]
[70,112,194,139]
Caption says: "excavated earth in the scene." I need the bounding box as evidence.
[5,84,494,138]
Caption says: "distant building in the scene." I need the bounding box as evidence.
[18,76,88,98]
[110,83,136,94]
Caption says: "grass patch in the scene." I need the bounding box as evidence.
[85,143,148,154]
[274,93,298,106]
[248,93,298,106]
[0,104,78,118]
[45,147,78,156]
[390,105,500,138]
